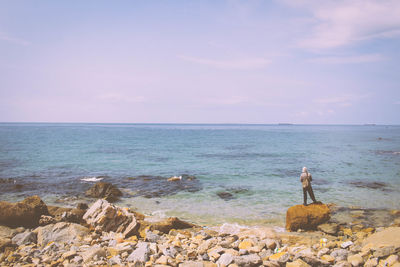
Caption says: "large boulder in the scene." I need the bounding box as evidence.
[34,222,89,246]
[0,195,49,228]
[286,203,331,231]
[362,227,400,252]
[85,182,122,202]
[83,199,139,237]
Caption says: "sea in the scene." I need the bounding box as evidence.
[1,123,399,227]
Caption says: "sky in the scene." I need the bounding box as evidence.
[1,0,399,124]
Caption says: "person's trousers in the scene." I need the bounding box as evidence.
[303,186,316,205]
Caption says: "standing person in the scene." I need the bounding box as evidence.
[300,167,317,206]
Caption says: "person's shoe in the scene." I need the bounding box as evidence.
[303,203,308,206]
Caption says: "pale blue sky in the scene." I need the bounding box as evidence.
[1,0,399,124]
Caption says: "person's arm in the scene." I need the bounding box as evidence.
[309,173,312,182]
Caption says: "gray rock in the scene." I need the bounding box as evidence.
[217,253,234,266]
[0,225,18,250]
[234,254,262,267]
[163,246,178,258]
[259,249,273,259]
[239,249,248,255]
[42,242,60,254]
[72,255,83,264]
[145,229,160,243]
[109,255,122,265]
[332,261,352,267]
[295,247,315,259]
[127,242,150,263]
[0,237,11,251]
[330,248,348,261]
[11,231,37,246]
[264,238,277,250]
[373,246,395,258]
[34,222,89,246]
[341,241,353,249]
[317,247,330,258]
[81,246,106,263]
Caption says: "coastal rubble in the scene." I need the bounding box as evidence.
[0,198,400,266]
[83,199,139,237]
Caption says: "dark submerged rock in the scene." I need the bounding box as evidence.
[85,182,122,202]
[217,186,251,200]
[124,174,202,198]
[217,191,234,200]
[347,180,389,191]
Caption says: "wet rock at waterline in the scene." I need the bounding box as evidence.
[0,195,49,228]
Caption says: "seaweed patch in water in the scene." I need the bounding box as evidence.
[123,174,202,198]
[346,180,391,191]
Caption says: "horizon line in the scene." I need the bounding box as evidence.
[0,122,398,126]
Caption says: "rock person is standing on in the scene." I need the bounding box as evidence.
[300,166,317,206]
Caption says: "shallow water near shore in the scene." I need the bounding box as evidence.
[1,123,400,226]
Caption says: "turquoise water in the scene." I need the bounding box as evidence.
[1,123,400,225]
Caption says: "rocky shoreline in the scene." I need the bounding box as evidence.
[1,184,400,266]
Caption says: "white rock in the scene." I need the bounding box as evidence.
[341,241,353,249]
[81,246,106,263]
[127,242,150,263]
[217,253,234,266]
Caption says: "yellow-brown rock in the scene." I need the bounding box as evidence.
[321,254,335,263]
[0,195,48,228]
[285,203,331,231]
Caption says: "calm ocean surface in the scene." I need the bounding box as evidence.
[1,123,399,226]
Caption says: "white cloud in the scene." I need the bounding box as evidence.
[314,94,370,106]
[309,53,384,64]
[179,55,270,69]
[287,0,400,49]
[0,33,30,46]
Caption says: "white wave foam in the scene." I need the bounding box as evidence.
[216,223,249,235]
[81,176,104,182]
